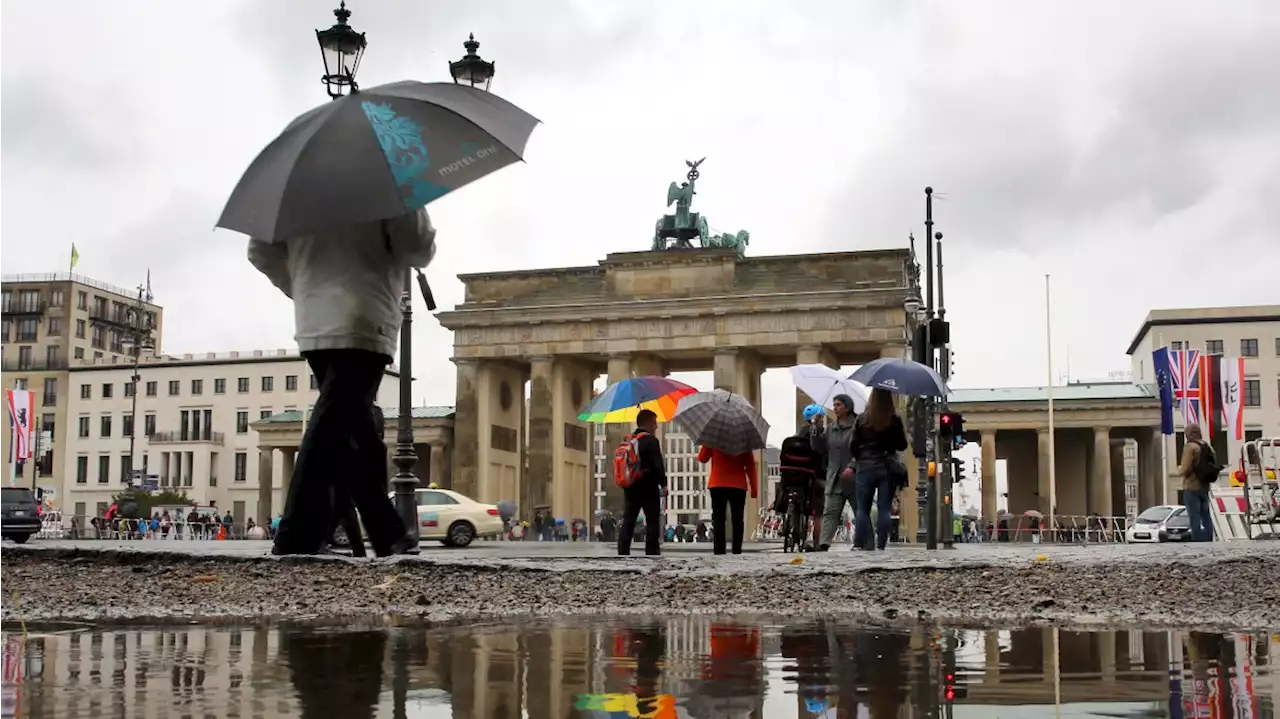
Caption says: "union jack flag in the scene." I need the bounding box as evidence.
[1169,349,1203,428]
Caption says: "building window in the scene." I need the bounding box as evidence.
[237,377,250,393]
[1275,337,1280,357]
[122,414,134,438]
[234,452,248,482]
[100,415,112,438]
[101,383,113,399]
[47,317,63,337]
[210,451,219,487]
[1243,379,1261,407]
[310,375,318,390]
[16,346,33,370]
[260,409,273,420]
[16,318,38,342]
[1205,339,1223,355]
[121,455,133,483]
[90,326,105,349]
[1241,338,1258,357]
[146,381,157,397]
[41,378,57,406]
[214,378,226,394]
[191,379,203,395]
[144,413,156,436]
[76,456,88,484]
[168,380,180,396]
[285,375,298,391]
[236,411,249,434]
[79,384,91,400]
[75,319,86,339]
[261,376,274,392]
[74,347,85,360]
[76,291,87,310]
[1170,341,1184,350]
[49,290,64,307]
[98,455,110,484]
[78,416,90,438]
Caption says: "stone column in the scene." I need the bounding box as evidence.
[984,630,1002,684]
[1098,631,1117,683]
[525,356,555,519]
[734,351,765,531]
[713,349,738,394]
[452,359,480,500]
[1037,428,1053,515]
[1137,428,1159,510]
[430,443,447,489]
[794,343,839,426]
[1091,427,1113,517]
[981,430,998,524]
[256,449,274,527]
[279,448,296,516]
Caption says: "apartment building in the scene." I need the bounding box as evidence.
[60,349,401,522]
[589,424,781,526]
[1,272,163,494]
[1127,305,1280,471]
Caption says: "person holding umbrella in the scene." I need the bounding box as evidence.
[249,208,435,557]
[616,409,668,556]
[813,393,860,551]
[849,388,909,550]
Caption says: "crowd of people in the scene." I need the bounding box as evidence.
[608,388,911,556]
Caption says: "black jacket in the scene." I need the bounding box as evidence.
[631,428,668,492]
[849,414,909,466]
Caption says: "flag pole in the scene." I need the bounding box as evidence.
[1158,333,1169,505]
[1045,274,1056,537]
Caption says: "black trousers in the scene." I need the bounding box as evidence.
[273,349,404,555]
[618,487,662,555]
[710,487,747,555]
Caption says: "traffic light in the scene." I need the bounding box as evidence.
[952,457,966,483]
[938,411,965,440]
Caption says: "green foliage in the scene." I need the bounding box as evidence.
[111,489,192,518]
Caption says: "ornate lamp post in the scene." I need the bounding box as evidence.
[449,34,495,90]
[316,2,367,99]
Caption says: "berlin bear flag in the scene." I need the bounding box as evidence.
[1220,356,1246,440]
[1152,347,1175,435]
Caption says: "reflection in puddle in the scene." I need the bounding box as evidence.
[2,620,1276,718]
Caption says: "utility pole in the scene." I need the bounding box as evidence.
[126,281,154,487]
[922,188,938,550]
[937,231,954,548]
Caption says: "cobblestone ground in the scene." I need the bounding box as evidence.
[4,540,1278,630]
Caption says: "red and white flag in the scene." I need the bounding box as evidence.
[1219,357,1245,441]
[5,389,35,468]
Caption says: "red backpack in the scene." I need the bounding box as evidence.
[613,431,649,489]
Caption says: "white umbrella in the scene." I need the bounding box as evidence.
[789,364,869,413]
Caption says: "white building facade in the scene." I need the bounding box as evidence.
[1127,305,1280,488]
[60,349,400,523]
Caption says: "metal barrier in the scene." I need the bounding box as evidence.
[53,515,270,541]
[1213,438,1280,540]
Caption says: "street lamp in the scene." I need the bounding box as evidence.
[449,33,495,91]
[316,2,367,99]
[122,285,154,489]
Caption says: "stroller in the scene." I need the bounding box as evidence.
[775,434,820,552]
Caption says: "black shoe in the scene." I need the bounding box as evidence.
[375,534,419,558]
[818,544,830,552]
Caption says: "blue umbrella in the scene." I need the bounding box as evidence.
[849,357,948,397]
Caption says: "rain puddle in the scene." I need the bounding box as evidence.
[2,618,1276,718]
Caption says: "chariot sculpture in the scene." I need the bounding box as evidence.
[650,158,750,257]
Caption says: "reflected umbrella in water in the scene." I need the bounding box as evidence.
[830,626,911,719]
[781,622,838,718]
[283,629,386,719]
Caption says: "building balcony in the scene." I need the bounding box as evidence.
[88,307,147,332]
[1,357,69,372]
[148,430,225,445]
[1,300,47,316]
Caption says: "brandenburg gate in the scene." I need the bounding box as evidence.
[436,160,920,527]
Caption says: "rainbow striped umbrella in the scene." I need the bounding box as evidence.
[578,376,697,424]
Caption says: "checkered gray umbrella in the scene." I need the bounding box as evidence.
[672,390,770,455]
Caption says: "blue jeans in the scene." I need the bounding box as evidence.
[854,464,895,550]
[1184,489,1214,542]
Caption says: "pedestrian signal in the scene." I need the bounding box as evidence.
[938,411,965,440]
[952,457,966,483]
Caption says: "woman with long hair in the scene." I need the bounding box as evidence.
[849,388,908,550]
[813,393,859,551]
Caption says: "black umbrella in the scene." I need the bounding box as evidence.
[496,500,517,523]
[218,81,540,241]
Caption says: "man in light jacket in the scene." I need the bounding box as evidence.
[248,208,436,556]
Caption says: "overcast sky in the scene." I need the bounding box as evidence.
[3,1,1277,442]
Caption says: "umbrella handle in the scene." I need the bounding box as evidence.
[415,268,437,311]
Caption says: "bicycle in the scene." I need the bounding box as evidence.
[780,487,810,553]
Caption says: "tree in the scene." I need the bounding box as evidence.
[111,489,192,518]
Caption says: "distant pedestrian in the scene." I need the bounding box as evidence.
[849,388,908,551]
[813,394,860,551]
[698,444,758,555]
[249,208,436,557]
[616,409,667,556]
[1179,424,1220,541]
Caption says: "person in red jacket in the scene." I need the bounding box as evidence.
[697,445,759,555]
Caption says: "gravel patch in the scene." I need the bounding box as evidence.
[4,544,1278,631]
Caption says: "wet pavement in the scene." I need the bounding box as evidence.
[3,618,1276,718]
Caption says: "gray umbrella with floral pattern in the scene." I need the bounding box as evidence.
[217,81,540,242]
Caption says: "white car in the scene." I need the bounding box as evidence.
[412,488,504,547]
[1126,504,1190,543]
